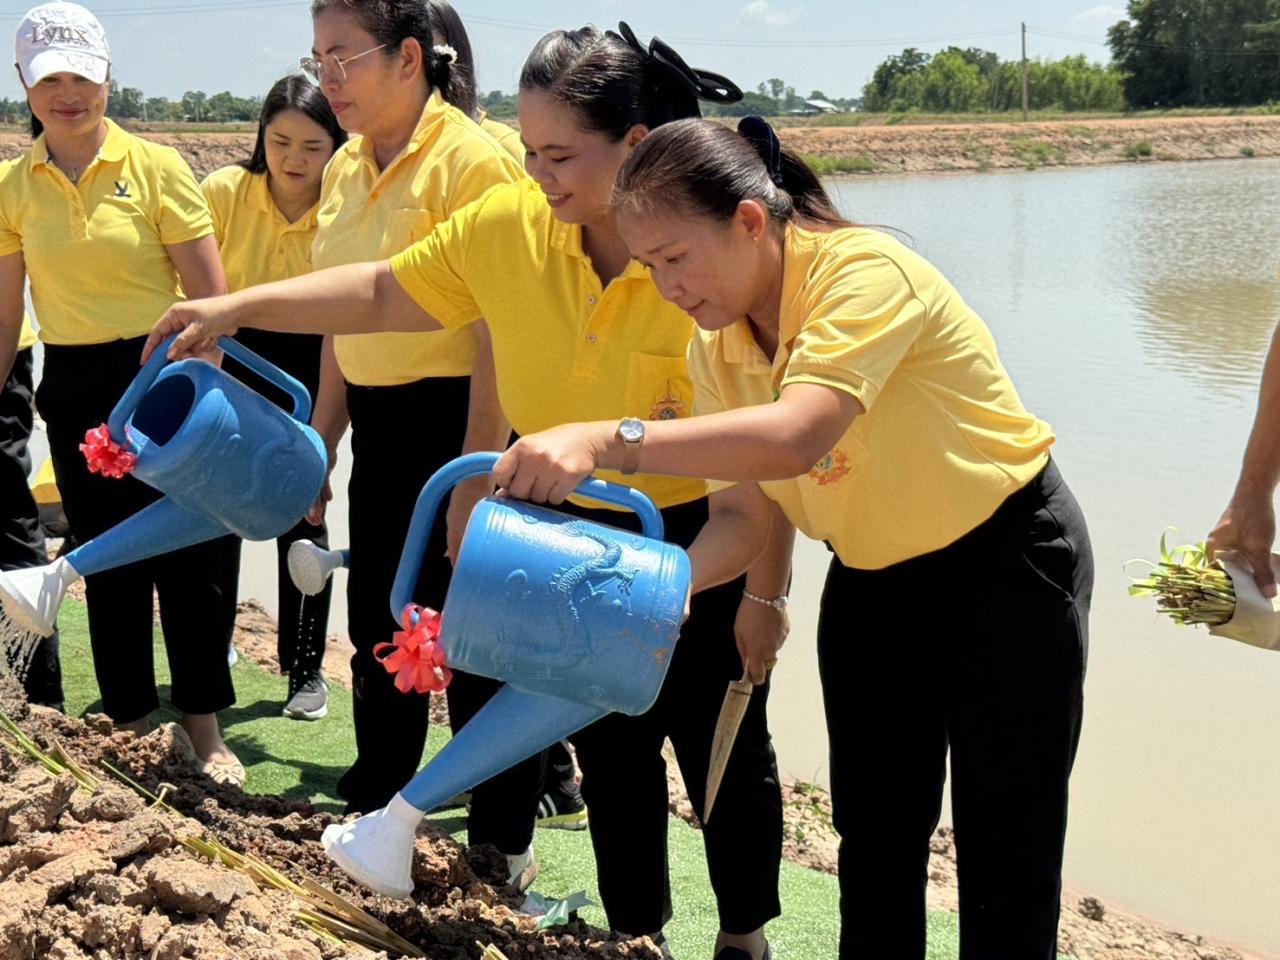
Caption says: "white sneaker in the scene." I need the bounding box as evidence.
[505,846,538,892]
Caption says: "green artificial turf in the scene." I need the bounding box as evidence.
[52,597,977,958]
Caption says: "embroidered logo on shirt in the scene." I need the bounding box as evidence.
[808,449,851,486]
[113,181,131,198]
[649,381,686,421]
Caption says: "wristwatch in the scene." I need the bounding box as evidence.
[742,589,789,613]
[616,417,645,475]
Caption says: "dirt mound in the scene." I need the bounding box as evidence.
[0,679,658,960]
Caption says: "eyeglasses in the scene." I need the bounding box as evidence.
[299,42,388,84]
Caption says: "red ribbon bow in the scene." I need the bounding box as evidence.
[374,604,451,695]
[80,424,137,479]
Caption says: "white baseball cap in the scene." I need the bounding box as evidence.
[15,2,110,87]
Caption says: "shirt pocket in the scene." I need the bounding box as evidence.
[625,352,693,422]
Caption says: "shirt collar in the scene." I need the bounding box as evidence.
[777,221,814,349]
[31,117,129,171]
[358,88,450,174]
[246,169,318,232]
[549,215,649,282]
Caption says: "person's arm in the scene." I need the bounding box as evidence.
[492,381,863,503]
[303,335,352,525]
[446,321,512,564]
[165,234,228,300]
[1208,320,1280,595]
[143,261,442,363]
[735,501,795,684]
[0,252,25,384]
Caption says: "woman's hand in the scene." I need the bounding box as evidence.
[1208,484,1278,597]
[142,295,242,363]
[305,445,339,526]
[735,596,789,685]
[492,422,613,504]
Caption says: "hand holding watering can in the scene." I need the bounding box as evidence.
[322,453,691,899]
[0,335,327,641]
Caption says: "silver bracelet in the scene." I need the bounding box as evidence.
[742,589,788,613]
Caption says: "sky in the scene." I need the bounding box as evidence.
[0,0,1132,104]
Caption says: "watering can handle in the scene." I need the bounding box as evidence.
[390,451,665,621]
[108,334,313,442]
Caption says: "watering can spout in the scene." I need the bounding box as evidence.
[0,557,81,638]
[288,541,349,597]
[323,687,605,899]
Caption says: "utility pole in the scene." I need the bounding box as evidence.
[1020,21,1029,121]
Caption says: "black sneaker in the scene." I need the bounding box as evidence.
[535,781,588,830]
[283,672,328,720]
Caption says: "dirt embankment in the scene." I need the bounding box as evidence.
[3,113,1278,181]
[777,113,1280,175]
[0,672,661,960]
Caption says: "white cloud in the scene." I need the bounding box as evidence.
[739,1,802,28]
[1072,5,1127,32]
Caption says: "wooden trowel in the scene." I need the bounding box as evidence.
[703,669,756,823]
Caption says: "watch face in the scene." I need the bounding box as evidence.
[619,418,645,442]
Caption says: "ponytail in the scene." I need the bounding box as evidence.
[614,116,851,230]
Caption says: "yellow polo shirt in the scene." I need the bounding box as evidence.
[390,178,704,509]
[17,314,35,351]
[478,112,524,164]
[688,224,1054,570]
[0,119,212,346]
[313,89,523,385]
[202,164,317,292]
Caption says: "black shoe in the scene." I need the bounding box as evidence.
[712,946,769,960]
[283,671,328,720]
[535,780,588,830]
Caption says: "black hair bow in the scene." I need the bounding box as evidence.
[611,21,743,107]
[738,116,785,187]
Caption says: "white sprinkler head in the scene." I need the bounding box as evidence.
[321,792,422,899]
[0,557,81,638]
[287,540,345,597]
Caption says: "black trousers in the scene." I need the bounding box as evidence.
[222,330,331,678]
[561,497,783,936]
[36,338,238,724]
[0,347,62,705]
[336,375,473,815]
[819,459,1092,960]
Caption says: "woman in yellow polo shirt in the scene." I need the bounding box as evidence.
[0,308,62,710]
[487,118,1095,960]
[146,26,784,960]
[300,0,522,831]
[0,3,242,783]
[202,75,346,724]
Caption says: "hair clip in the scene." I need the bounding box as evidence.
[738,116,786,187]
[611,22,743,106]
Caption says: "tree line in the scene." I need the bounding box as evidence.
[862,47,1126,113]
[1109,0,1280,107]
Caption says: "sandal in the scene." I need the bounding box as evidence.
[198,756,247,788]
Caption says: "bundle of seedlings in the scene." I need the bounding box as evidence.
[1129,532,1280,651]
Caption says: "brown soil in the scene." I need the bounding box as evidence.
[777,113,1280,175]
[0,675,661,960]
[0,130,254,180]
[2,114,1277,182]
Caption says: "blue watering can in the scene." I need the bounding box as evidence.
[0,335,328,639]
[322,452,691,898]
